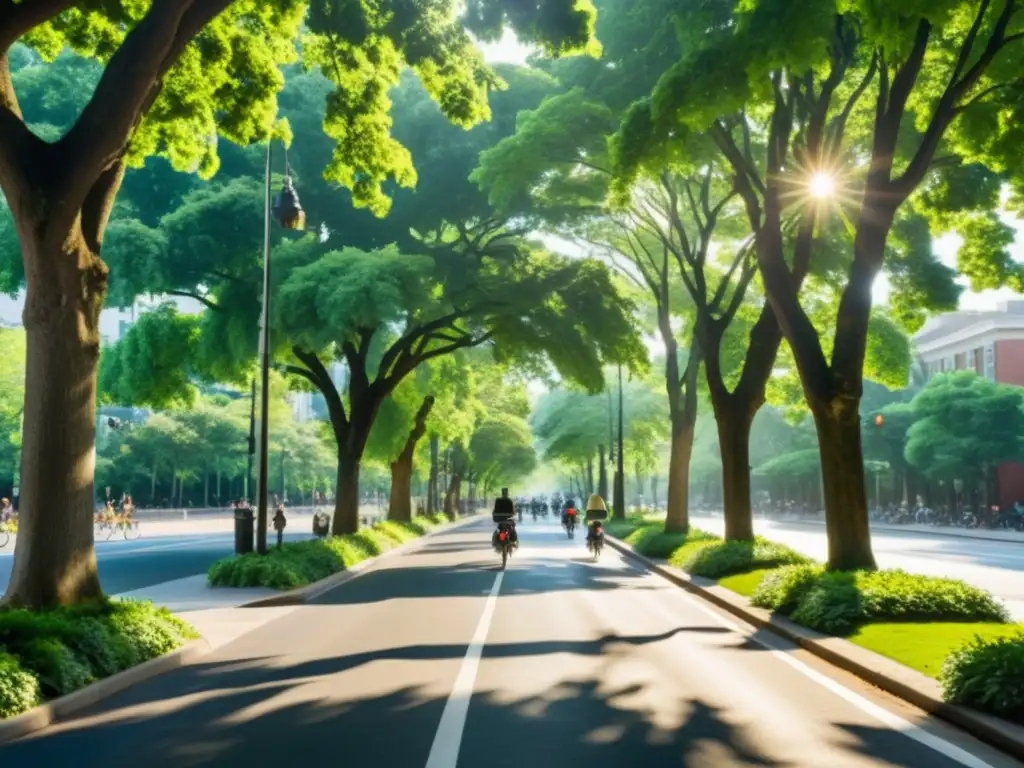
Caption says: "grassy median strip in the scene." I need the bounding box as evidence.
[610,514,1024,725]
[207,514,449,590]
[0,600,199,720]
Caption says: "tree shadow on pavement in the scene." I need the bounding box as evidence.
[0,645,980,767]
[0,675,783,767]
[316,559,654,606]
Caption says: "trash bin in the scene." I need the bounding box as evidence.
[234,506,254,554]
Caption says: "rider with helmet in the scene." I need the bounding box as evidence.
[561,497,579,529]
[492,488,519,549]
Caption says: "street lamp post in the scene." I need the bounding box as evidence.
[255,141,305,554]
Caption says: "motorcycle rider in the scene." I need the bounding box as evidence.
[492,488,519,549]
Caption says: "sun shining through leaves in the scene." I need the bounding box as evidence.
[809,172,835,200]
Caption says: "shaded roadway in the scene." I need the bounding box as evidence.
[1,517,1018,767]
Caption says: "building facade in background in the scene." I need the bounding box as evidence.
[913,300,1024,508]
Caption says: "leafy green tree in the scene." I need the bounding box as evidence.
[906,371,1024,501]
[99,304,200,409]
[612,0,1014,569]
[531,377,667,501]
[0,0,597,607]
[469,414,537,495]
[276,240,643,534]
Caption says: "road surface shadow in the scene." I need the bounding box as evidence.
[316,558,652,605]
[0,665,975,767]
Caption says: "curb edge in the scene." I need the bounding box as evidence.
[604,535,1024,762]
[239,513,486,608]
[0,638,212,747]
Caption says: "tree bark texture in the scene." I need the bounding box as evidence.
[716,409,755,542]
[663,341,701,535]
[389,395,434,522]
[443,473,461,519]
[2,199,112,607]
[813,399,877,571]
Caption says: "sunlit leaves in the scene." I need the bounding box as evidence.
[954,211,1024,293]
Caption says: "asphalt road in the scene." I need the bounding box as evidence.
[2,518,1017,767]
[0,530,311,596]
[690,515,1024,620]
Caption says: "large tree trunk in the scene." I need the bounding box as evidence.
[716,408,755,542]
[663,341,701,535]
[2,207,112,607]
[443,473,461,519]
[665,414,695,534]
[812,398,877,571]
[389,395,435,522]
[333,452,361,535]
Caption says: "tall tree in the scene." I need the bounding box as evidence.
[0,0,597,607]
[276,240,643,534]
[613,1,1012,569]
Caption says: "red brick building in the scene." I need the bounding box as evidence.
[913,300,1024,508]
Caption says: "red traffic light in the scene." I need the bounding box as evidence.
[874,414,884,427]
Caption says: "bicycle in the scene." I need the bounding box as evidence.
[115,516,141,540]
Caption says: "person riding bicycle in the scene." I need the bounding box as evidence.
[585,494,607,541]
[561,498,579,530]
[492,488,519,549]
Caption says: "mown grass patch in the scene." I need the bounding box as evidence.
[849,622,1024,679]
[0,600,198,720]
[208,516,448,590]
[718,568,776,597]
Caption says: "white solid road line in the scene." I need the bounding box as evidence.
[425,569,504,768]
[615,553,998,768]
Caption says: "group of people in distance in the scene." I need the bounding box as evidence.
[491,489,607,551]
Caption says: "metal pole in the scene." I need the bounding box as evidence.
[245,377,256,501]
[256,142,273,554]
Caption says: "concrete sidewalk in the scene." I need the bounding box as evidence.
[115,575,298,650]
[779,516,1024,543]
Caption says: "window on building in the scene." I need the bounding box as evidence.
[985,344,995,380]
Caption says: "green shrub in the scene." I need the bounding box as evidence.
[940,633,1024,723]
[682,538,811,579]
[789,572,863,634]
[208,514,444,589]
[752,565,1009,635]
[0,652,39,719]
[20,638,94,697]
[752,564,827,614]
[0,600,195,719]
